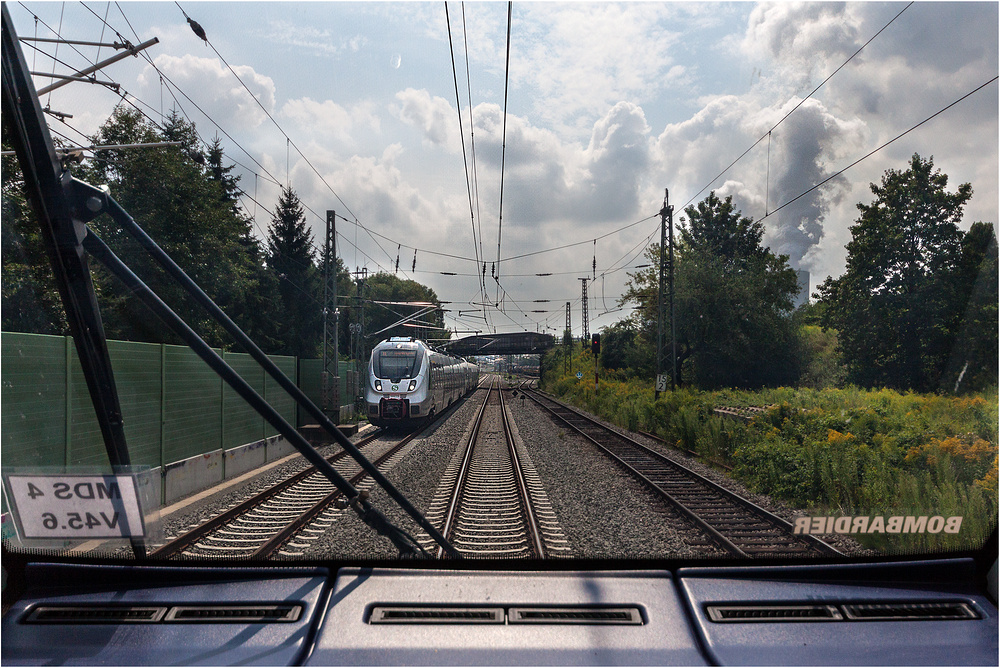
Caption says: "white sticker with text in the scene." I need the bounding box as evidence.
[6,475,146,539]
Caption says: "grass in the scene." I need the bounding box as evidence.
[541,348,998,555]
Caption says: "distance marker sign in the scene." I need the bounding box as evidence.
[5,474,146,539]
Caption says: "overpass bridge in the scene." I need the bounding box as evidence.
[438,332,555,357]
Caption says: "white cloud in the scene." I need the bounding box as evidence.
[280,97,380,146]
[139,54,275,130]
[391,88,462,152]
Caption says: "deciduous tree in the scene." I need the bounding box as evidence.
[816,154,993,392]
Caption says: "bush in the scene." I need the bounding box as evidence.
[540,349,998,554]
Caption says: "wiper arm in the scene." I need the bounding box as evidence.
[92,191,459,558]
[82,221,448,559]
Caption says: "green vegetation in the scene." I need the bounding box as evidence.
[817,154,997,393]
[542,345,997,553]
[2,107,444,359]
[621,191,801,388]
[561,153,998,553]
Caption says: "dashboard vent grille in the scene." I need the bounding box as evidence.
[508,607,643,625]
[165,605,302,622]
[25,606,168,623]
[842,602,979,621]
[707,601,981,623]
[370,607,504,624]
[706,604,843,622]
[23,604,302,624]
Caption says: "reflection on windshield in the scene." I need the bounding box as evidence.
[376,350,421,380]
[0,1,996,563]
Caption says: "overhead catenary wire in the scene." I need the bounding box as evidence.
[762,74,1000,222]
[444,1,485,305]
[680,1,914,212]
[461,4,485,299]
[495,0,512,295]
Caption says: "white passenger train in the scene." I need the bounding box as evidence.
[366,337,479,428]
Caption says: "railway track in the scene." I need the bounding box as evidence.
[150,415,444,559]
[523,389,842,559]
[422,379,570,559]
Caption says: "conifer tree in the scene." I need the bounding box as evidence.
[267,186,322,357]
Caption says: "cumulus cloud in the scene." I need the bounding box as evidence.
[742,2,863,84]
[139,54,275,130]
[511,3,681,134]
[280,97,380,146]
[391,88,462,152]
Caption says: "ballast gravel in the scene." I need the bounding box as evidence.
[92,383,864,560]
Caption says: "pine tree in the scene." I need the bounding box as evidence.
[267,186,322,357]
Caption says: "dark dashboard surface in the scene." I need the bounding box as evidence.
[2,557,996,666]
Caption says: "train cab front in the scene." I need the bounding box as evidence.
[367,339,426,427]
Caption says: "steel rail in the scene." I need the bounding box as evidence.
[437,377,546,559]
[525,390,842,558]
[255,430,425,558]
[148,430,384,559]
[499,387,546,559]
[437,378,494,558]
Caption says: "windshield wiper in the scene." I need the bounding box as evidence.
[1,7,459,560]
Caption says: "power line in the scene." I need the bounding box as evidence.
[444,1,485,306]
[495,0,512,288]
[763,74,999,222]
[461,3,486,305]
[680,1,913,212]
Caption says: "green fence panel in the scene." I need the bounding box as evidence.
[295,360,354,426]
[222,351,265,449]
[66,348,103,468]
[163,344,223,463]
[264,355,297,436]
[2,334,317,475]
[297,359,323,427]
[107,340,163,468]
[0,333,67,468]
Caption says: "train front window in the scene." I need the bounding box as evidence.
[376,349,421,380]
[0,1,996,567]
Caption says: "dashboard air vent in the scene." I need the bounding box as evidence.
[706,604,843,622]
[24,606,168,623]
[164,605,302,622]
[369,607,504,624]
[508,607,643,625]
[842,602,979,621]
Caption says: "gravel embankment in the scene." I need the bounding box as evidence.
[531,390,868,557]
[100,384,864,560]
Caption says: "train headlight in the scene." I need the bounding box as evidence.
[408,380,417,391]
[375,380,382,391]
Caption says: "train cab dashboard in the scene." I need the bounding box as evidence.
[2,553,997,666]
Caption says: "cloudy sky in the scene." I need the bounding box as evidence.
[10,1,998,338]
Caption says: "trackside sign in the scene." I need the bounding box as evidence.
[793,515,963,535]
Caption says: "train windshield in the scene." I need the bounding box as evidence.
[375,348,422,380]
[0,1,996,566]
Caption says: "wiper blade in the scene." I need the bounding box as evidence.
[92,192,459,558]
[82,225,450,559]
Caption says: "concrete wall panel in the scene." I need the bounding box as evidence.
[163,449,223,505]
[224,439,267,479]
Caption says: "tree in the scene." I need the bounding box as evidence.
[816,154,991,392]
[68,107,280,350]
[362,272,445,344]
[1,126,68,334]
[621,192,800,388]
[267,186,322,358]
[599,319,653,376]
